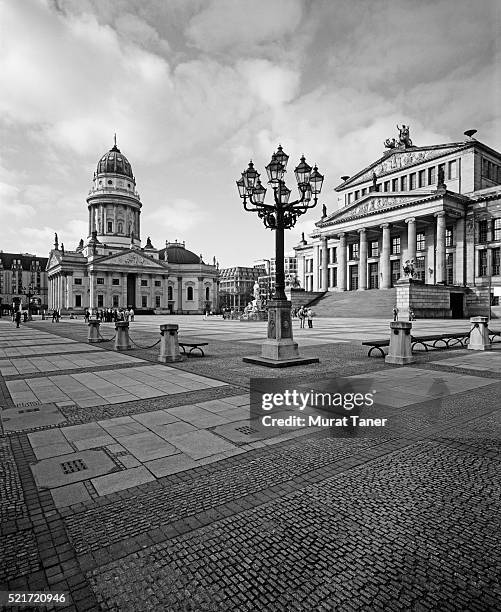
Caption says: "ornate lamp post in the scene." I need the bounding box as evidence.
[237,145,324,366]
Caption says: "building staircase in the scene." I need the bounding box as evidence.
[310,288,398,318]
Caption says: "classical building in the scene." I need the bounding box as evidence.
[0,252,48,314]
[47,142,219,314]
[295,127,501,318]
[219,266,266,310]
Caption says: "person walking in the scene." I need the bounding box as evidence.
[392,305,399,322]
[15,309,21,328]
[298,306,305,329]
[307,307,314,329]
[129,307,135,322]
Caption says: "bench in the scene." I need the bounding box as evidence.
[361,339,389,357]
[179,341,208,357]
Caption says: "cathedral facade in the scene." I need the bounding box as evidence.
[47,142,219,314]
[295,128,501,318]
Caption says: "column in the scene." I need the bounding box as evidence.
[312,244,319,290]
[435,212,446,283]
[66,273,73,309]
[406,217,416,263]
[89,272,95,311]
[337,233,347,291]
[358,228,367,290]
[198,277,205,312]
[381,224,391,289]
[321,237,329,291]
[121,273,127,308]
[177,276,183,313]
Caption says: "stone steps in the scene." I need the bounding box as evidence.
[311,288,398,318]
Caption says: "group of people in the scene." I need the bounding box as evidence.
[84,307,135,323]
[293,306,315,329]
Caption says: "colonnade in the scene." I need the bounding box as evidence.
[318,212,448,291]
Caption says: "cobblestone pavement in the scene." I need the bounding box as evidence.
[0,317,500,611]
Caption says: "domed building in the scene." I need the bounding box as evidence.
[46,140,219,314]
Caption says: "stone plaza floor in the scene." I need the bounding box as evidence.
[0,314,500,611]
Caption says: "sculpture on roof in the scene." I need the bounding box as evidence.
[384,138,398,149]
[397,124,413,148]
[54,233,59,250]
[322,204,327,217]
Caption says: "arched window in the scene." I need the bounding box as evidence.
[187,286,193,301]
[168,286,173,301]
[205,287,210,300]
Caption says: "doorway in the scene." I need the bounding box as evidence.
[349,265,359,291]
[127,274,136,308]
[450,292,464,318]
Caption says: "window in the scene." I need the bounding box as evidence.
[142,296,147,308]
[107,180,113,185]
[428,167,436,185]
[347,193,353,205]
[205,287,210,300]
[112,295,119,308]
[349,244,359,260]
[438,163,445,182]
[187,286,194,301]
[107,221,113,233]
[391,237,401,255]
[479,219,488,243]
[409,173,416,190]
[370,241,379,257]
[384,181,390,192]
[168,286,173,301]
[155,295,161,308]
[97,294,104,307]
[141,279,148,287]
[446,253,454,285]
[330,267,337,288]
[369,262,378,288]
[479,250,488,276]
[361,188,367,196]
[418,169,426,188]
[74,278,82,285]
[445,228,453,247]
[75,295,81,308]
[493,218,501,241]
[392,178,399,191]
[112,278,120,286]
[400,176,407,191]
[448,160,457,180]
[118,222,123,233]
[415,256,425,282]
[493,248,500,276]
[391,260,400,286]
[97,277,104,285]
[355,190,360,200]
[154,280,161,287]
[330,247,337,263]
[416,233,426,251]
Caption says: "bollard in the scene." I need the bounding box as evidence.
[385,321,415,365]
[115,321,131,351]
[468,316,491,351]
[158,323,183,362]
[87,319,101,343]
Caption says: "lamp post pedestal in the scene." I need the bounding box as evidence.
[243,299,319,367]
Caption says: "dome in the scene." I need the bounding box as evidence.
[96,144,134,179]
[160,244,201,264]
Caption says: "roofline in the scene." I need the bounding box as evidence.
[334,139,500,192]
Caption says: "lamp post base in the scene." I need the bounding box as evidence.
[242,299,319,368]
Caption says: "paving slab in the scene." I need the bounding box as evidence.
[165,405,233,427]
[117,431,180,461]
[2,403,66,432]
[91,466,155,496]
[144,454,198,477]
[51,482,92,508]
[168,429,237,459]
[31,449,115,488]
[154,422,198,440]
[131,410,179,427]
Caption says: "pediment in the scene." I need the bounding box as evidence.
[99,250,167,269]
[46,251,61,270]
[339,143,468,189]
[321,193,422,225]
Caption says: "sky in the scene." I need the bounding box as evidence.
[0,0,500,267]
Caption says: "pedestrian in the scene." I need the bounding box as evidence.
[298,306,305,328]
[392,305,399,322]
[307,308,314,329]
[129,307,134,322]
[15,309,21,328]
[409,308,416,322]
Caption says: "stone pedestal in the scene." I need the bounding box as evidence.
[158,324,183,362]
[385,321,415,365]
[87,319,100,343]
[468,316,491,351]
[115,321,131,351]
[243,300,319,368]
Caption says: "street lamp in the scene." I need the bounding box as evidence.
[237,145,324,366]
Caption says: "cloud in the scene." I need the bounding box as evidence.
[185,0,303,53]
